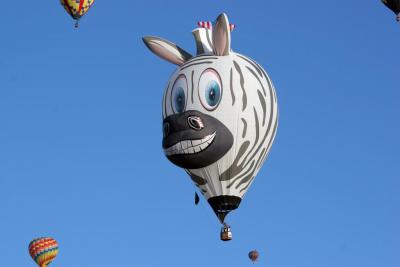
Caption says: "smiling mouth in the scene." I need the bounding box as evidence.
[163,132,216,156]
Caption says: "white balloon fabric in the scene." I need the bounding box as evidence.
[143,13,278,223]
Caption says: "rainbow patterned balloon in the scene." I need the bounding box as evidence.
[29,237,59,267]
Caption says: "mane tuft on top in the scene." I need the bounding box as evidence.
[193,18,235,56]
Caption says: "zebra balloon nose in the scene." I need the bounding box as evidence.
[163,122,170,137]
[187,116,204,130]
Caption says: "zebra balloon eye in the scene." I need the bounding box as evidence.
[171,74,187,114]
[198,69,222,110]
[205,81,221,106]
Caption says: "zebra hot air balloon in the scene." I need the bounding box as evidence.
[143,13,278,240]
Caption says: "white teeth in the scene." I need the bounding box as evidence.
[164,132,216,156]
[192,139,201,146]
[200,142,208,150]
[182,141,188,149]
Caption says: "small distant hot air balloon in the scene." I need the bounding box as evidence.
[60,0,95,28]
[248,250,259,263]
[381,0,400,21]
[29,237,59,267]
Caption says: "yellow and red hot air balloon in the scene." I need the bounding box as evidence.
[29,237,59,267]
[60,0,95,28]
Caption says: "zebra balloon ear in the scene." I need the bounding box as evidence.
[212,13,231,56]
[142,36,193,66]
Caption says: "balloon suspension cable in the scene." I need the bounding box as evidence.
[74,19,80,28]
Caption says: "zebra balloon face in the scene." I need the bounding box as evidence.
[143,13,278,224]
[161,60,236,169]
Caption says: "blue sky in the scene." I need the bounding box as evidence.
[0,1,399,267]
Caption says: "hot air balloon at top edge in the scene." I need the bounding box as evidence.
[29,237,59,267]
[381,0,400,21]
[60,0,95,28]
[142,13,278,241]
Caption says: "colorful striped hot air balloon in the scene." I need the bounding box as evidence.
[29,237,59,267]
[60,0,95,28]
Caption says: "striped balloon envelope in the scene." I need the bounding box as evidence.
[28,237,59,267]
[60,0,95,27]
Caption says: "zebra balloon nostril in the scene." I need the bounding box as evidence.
[163,122,170,137]
[187,116,204,130]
